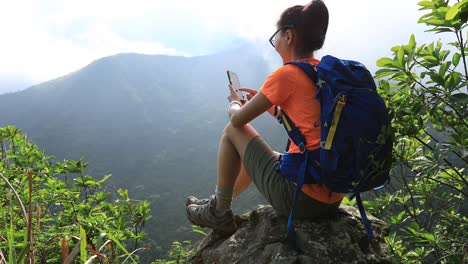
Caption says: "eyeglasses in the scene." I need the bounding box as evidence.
[269,25,294,48]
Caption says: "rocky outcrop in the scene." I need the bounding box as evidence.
[191,205,391,264]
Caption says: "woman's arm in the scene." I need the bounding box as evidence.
[229,91,273,127]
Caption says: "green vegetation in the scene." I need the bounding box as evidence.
[0,126,152,263]
[369,0,467,263]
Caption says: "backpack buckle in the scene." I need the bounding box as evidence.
[317,79,327,89]
[320,141,326,148]
[298,143,306,154]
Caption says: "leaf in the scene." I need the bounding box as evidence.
[375,69,398,78]
[439,62,450,76]
[105,232,138,264]
[377,79,391,96]
[397,46,405,67]
[376,57,396,67]
[391,45,401,53]
[99,174,112,184]
[426,27,454,34]
[429,72,445,86]
[446,2,464,20]
[192,225,208,236]
[80,225,87,263]
[453,53,461,67]
[451,93,468,104]
[418,1,434,8]
[424,55,439,64]
[390,211,406,224]
[427,42,435,53]
[424,18,450,26]
[409,34,416,50]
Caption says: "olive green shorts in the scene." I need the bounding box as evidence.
[243,136,341,219]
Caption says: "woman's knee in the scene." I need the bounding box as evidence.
[222,122,257,139]
[222,122,259,159]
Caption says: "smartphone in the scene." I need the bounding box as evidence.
[227,70,246,101]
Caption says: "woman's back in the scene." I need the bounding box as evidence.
[260,58,321,153]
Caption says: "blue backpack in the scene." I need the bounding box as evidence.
[277,55,393,250]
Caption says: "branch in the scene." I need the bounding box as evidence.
[415,136,468,187]
[401,174,419,223]
[398,158,468,198]
[26,171,34,264]
[422,128,468,164]
[432,252,466,264]
[410,73,468,128]
[456,30,468,80]
[426,175,468,198]
[0,173,28,225]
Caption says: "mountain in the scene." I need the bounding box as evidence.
[0,45,287,256]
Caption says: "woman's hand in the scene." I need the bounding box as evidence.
[228,84,241,103]
[239,88,258,101]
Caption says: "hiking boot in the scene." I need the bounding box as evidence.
[186,195,237,236]
[186,194,213,207]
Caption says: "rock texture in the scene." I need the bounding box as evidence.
[191,205,391,264]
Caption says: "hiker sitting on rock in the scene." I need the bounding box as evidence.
[186,0,344,236]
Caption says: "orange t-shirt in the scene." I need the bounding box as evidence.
[259,58,345,204]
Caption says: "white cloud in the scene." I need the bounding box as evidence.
[0,0,455,86]
[0,0,186,82]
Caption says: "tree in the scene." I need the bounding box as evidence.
[0,125,151,263]
[370,0,467,263]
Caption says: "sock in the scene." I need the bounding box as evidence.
[215,186,233,212]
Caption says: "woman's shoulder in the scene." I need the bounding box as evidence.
[269,64,301,81]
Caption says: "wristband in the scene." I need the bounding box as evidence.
[229,101,242,108]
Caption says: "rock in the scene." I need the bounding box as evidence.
[191,205,391,264]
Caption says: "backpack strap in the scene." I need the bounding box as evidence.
[277,111,307,153]
[279,62,321,251]
[286,61,318,83]
[355,193,375,239]
[278,61,319,153]
[285,149,309,253]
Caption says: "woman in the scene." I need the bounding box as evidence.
[186,0,344,236]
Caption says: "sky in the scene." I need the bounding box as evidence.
[0,0,450,94]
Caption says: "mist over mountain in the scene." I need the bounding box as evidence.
[0,45,287,255]
[0,74,35,94]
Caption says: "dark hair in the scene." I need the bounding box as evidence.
[277,0,329,55]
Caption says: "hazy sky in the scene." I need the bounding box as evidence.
[0,0,451,93]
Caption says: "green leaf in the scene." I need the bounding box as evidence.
[424,55,439,64]
[439,62,450,76]
[424,18,450,26]
[446,2,464,20]
[451,93,468,104]
[375,69,398,78]
[429,72,445,86]
[453,53,461,67]
[106,232,138,264]
[390,211,406,224]
[376,57,396,67]
[418,1,434,8]
[80,225,87,262]
[397,46,405,67]
[409,34,416,50]
[99,174,112,184]
[391,45,401,53]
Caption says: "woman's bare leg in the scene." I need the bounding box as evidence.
[215,123,259,211]
[232,165,252,199]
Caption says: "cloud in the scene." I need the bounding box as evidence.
[0,0,187,82]
[0,0,456,86]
